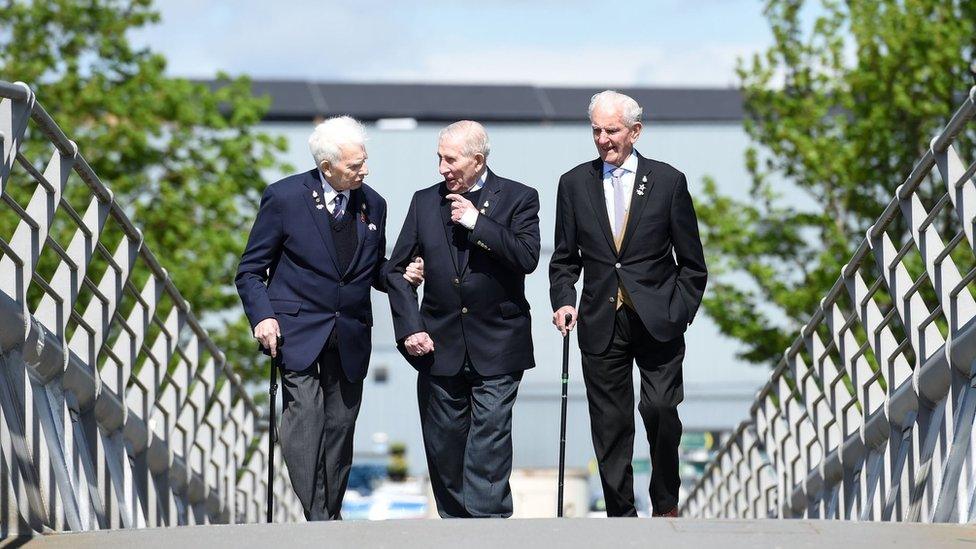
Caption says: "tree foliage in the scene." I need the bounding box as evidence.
[0,0,290,385]
[698,0,976,366]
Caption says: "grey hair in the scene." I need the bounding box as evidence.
[588,90,643,127]
[308,116,367,166]
[438,120,491,159]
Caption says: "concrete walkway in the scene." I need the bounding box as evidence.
[8,518,976,548]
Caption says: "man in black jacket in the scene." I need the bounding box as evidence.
[549,91,707,517]
[387,120,540,518]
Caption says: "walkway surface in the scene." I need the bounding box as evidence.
[7,519,976,548]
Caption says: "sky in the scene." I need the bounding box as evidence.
[130,0,780,87]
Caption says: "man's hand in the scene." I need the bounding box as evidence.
[404,331,435,356]
[445,193,477,225]
[254,317,282,357]
[552,306,578,336]
[404,256,425,287]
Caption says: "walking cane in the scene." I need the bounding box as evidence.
[267,337,282,523]
[557,313,572,517]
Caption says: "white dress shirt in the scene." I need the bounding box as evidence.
[318,170,350,215]
[603,151,639,235]
[458,169,487,230]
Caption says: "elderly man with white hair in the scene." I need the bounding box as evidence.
[549,91,708,517]
[387,120,541,518]
[236,116,423,520]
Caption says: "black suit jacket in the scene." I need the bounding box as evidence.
[549,153,707,354]
[235,168,387,379]
[386,169,540,376]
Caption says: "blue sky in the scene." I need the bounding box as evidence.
[131,0,781,87]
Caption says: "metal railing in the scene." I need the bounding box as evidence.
[0,80,301,535]
[681,86,976,523]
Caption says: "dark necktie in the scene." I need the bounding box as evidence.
[332,193,345,220]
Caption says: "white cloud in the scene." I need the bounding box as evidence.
[131,1,769,87]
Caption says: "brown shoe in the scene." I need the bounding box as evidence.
[652,507,679,518]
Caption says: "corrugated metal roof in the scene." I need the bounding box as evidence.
[202,79,744,123]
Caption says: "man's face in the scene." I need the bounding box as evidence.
[321,143,368,191]
[438,136,485,193]
[591,104,642,166]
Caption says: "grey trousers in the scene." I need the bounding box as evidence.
[279,346,362,521]
[417,361,522,518]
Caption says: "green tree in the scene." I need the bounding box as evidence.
[697,0,976,366]
[0,0,290,386]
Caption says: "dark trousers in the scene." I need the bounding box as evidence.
[417,360,522,518]
[279,341,363,521]
[581,306,684,516]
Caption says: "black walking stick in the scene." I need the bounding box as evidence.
[557,313,572,517]
[267,337,282,523]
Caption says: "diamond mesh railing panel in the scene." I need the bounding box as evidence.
[681,85,976,524]
[0,80,300,534]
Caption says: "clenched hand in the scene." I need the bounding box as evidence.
[404,331,435,356]
[254,317,281,357]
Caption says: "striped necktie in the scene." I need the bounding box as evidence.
[332,193,345,220]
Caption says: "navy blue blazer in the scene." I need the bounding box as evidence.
[235,168,388,380]
[386,169,540,377]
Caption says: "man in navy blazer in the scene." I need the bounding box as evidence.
[386,121,540,518]
[236,116,422,521]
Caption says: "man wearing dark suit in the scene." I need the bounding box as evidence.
[235,116,422,521]
[386,120,540,518]
[549,91,707,517]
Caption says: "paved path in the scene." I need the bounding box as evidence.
[9,518,976,548]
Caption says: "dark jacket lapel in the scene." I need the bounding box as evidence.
[460,169,502,275]
[438,185,461,275]
[343,188,368,278]
[618,153,655,257]
[582,159,616,252]
[301,169,340,273]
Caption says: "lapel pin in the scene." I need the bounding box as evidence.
[480,208,486,214]
[483,201,489,207]
[361,203,366,210]
[312,190,318,198]
[315,204,325,210]
[636,183,646,196]
[642,175,647,183]
[368,223,377,231]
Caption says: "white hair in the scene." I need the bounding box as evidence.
[438,120,491,159]
[588,90,643,127]
[308,116,367,166]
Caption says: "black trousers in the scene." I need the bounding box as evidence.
[581,306,684,516]
[279,339,363,521]
[417,359,522,518]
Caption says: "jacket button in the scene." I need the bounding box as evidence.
[339,281,346,286]
[453,277,460,284]
[461,307,468,314]
[336,311,341,317]
[608,297,615,303]
[615,262,621,268]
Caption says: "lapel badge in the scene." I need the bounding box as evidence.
[368,223,377,231]
[480,208,486,214]
[315,204,325,210]
[483,201,489,207]
[361,202,366,210]
[636,183,646,196]
[642,175,648,183]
